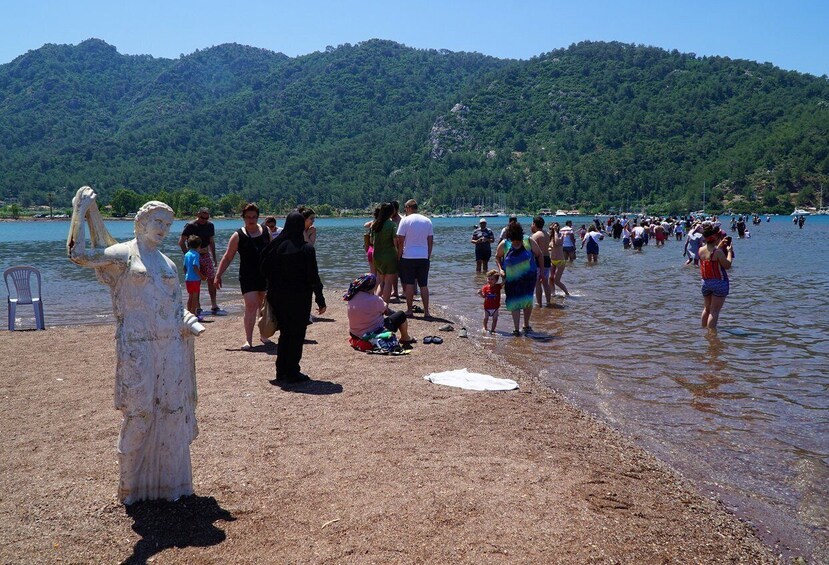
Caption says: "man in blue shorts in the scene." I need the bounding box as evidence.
[471,218,495,273]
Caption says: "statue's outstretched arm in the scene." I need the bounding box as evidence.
[67,186,120,267]
[181,308,206,337]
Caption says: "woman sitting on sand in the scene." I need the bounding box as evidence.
[344,273,414,349]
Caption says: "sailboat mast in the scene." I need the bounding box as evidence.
[703,181,706,211]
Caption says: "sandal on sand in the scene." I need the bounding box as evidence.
[423,336,433,344]
[431,336,443,345]
[458,327,468,338]
[438,324,454,332]
[412,305,424,313]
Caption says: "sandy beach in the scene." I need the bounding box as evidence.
[0,292,775,563]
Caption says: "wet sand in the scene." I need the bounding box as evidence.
[0,292,775,563]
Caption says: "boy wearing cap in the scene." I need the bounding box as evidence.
[471,218,495,272]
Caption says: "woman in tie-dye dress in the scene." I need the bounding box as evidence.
[495,221,544,336]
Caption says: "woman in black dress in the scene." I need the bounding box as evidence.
[260,211,326,382]
[215,203,271,350]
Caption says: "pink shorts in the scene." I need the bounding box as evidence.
[186,280,201,294]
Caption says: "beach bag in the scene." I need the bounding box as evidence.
[371,331,402,353]
[258,299,278,338]
[352,327,403,354]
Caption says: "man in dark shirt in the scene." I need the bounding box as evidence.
[178,207,226,316]
[471,218,495,272]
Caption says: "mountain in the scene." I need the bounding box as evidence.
[0,38,826,214]
[420,41,829,213]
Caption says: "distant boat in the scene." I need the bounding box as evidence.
[555,209,581,216]
[816,208,829,216]
[539,208,552,216]
[791,209,811,216]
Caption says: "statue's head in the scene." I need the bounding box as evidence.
[135,201,174,246]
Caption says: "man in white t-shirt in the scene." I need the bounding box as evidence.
[396,199,434,318]
[498,215,518,242]
[631,222,646,251]
[559,220,577,261]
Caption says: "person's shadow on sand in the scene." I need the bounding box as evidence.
[269,377,343,395]
[121,495,235,565]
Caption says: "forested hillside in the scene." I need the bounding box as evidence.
[0,38,826,215]
[417,41,829,213]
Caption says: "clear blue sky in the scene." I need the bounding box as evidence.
[2,0,827,76]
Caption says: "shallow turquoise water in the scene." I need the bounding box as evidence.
[2,214,827,559]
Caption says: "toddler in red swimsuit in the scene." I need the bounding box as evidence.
[477,269,503,334]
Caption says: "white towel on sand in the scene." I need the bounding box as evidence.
[423,369,519,391]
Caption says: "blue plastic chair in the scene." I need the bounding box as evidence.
[4,266,45,330]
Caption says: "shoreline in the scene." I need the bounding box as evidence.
[0,292,775,563]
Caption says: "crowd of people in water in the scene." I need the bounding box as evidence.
[457,211,747,335]
[180,201,802,374]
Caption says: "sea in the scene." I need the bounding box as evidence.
[2,214,827,561]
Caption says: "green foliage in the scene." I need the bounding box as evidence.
[0,39,826,213]
[420,41,829,212]
[313,203,334,216]
[108,188,142,216]
[216,192,247,215]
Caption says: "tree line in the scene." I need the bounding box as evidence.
[0,38,826,215]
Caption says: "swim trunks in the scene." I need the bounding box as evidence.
[475,247,492,262]
[399,258,429,287]
[200,252,215,278]
[701,278,729,297]
[586,240,599,255]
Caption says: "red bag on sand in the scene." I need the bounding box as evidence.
[349,336,374,351]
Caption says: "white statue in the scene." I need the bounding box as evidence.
[67,186,205,504]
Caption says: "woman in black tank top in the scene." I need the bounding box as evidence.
[215,203,271,350]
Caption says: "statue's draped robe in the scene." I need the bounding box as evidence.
[103,239,198,504]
